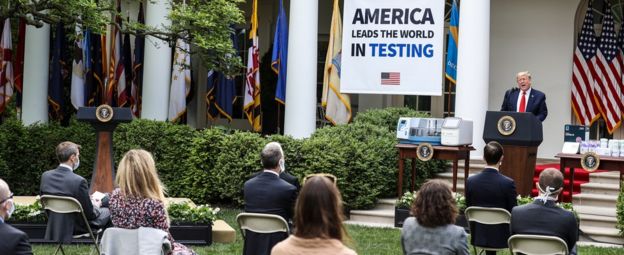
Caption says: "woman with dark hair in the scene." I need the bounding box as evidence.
[271,176,356,255]
[401,179,469,255]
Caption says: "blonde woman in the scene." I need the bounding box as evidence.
[109,149,195,255]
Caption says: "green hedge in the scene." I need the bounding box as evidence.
[0,107,447,210]
[617,180,624,236]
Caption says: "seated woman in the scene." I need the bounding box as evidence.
[109,149,195,255]
[401,180,469,255]
[271,175,356,255]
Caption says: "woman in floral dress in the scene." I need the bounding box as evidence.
[109,149,195,255]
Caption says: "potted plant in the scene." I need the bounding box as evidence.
[167,202,219,245]
[9,199,219,245]
[454,193,468,231]
[7,198,48,242]
[395,191,415,227]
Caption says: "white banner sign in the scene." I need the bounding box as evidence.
[341,0,445,95]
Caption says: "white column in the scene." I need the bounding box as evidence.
[141,0,172,121]
[21,24,50,125]
[455,0,490,158]
[283,0,318,138]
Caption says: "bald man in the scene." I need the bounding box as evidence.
[511,168,578,255]
[0,178,33,255]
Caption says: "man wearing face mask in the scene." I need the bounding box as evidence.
[510,168,578,255]
[242,142,297,255]
[0,178,33,255]
[40,141,111,243]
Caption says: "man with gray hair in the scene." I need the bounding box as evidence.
[40,141,111,243]
[510,168,578,254]
[242,142,297,255]
[500,71,548,121]
[0,178,33,254]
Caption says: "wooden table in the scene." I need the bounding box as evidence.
[396,144,475,196]
[555,153,624,201]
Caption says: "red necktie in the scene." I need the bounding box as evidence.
[519,91,526,112]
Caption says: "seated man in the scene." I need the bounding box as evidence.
[249,143,300,191]
[40,141,111,243]
[466,141,517,254]
[0,178,33,255]
[511,168,578,255]
[243,142,297,255]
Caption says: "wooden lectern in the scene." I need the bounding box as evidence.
[483,111,543,196]
[77,106,132,194]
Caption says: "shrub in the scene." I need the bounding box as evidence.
[353,107,427,132]
[299,123,397,209]
[616,180,624,235]
[209,131,265,205]
[0,118,95,195]
[1,107,452,211]
[114,120,198,200]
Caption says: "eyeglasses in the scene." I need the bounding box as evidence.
[303,173,338,185]
[0,193,13,204]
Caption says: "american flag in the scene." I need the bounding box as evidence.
[381,72,400,85]
[571,1,599,126]
[594,4,623,133]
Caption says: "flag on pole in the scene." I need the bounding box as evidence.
[271,0,288,104]
[48,23,66,120]
[445,0,459,84]
[206,70,236,122]
[0,19,13,115]
[106,0,123,107]
[168,38,191,122]
[71,26,86,110]
[244,0,261,131]
[14,19,25,111]
[131,2,145,117]
[322,0,351,125]
[593,4,623,133]
[206,32,237,121]
[120,30,132,108]
[572,1,600,126]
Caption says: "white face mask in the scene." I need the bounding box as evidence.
[279,159,286,173]
[73,158,80,170]
[7,200,14,218]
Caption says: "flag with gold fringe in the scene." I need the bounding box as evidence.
[168,37,191,123]
[322,0,351,125]
[244,0,261,131]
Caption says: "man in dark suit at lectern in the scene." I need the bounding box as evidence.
[500,71,548,121]
[466,141,518,254]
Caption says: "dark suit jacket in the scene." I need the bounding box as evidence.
[500,88,548,121]
[511,200,578,254]
[0,222,33,255]
[250,170,301,191]
[466,168,518,249]
[40,166,110,243]
[243,171,297,255]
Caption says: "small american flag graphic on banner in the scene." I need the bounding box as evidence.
[381,72,400,85]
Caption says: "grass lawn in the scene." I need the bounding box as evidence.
[32,208,624,255]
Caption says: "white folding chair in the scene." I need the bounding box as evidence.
[508,234,569,255]
[464,206,511,255]
[40,195,102,255]
[236,212,289,239]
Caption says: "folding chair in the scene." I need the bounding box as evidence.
[40,195,102,255]
[236,212,290,239]
[464,206,512,255]
[100,227,171,255]
[508,234,569,255]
